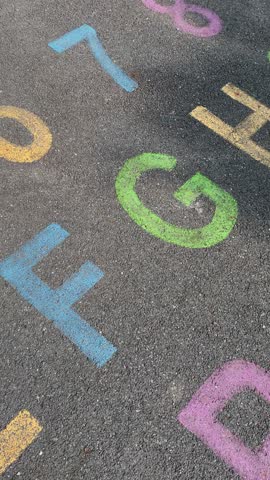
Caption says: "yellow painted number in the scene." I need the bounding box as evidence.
[0,106,52,163]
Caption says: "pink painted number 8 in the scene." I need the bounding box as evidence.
[141,0,222,37]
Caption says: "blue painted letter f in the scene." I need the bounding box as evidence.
[0,224,117,367]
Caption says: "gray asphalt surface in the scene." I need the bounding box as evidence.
[0,0,270,478]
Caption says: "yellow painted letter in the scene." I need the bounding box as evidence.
[0,410,42,475]
[190,83,270,168]
[0,106,52,163]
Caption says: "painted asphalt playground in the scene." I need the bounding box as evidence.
[0,0,270,478]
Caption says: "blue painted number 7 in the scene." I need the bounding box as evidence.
[48,24,138,93]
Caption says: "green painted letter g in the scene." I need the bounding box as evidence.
[115,153,238,248]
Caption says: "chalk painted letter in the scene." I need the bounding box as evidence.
[0,410,42,475]
[141,0,222,37]
[179,360,270,480]
[0,106,52,163]
[0,224,117,367]
[191,83,270,168]
[48,24,138,92]
[115,153,237,248]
